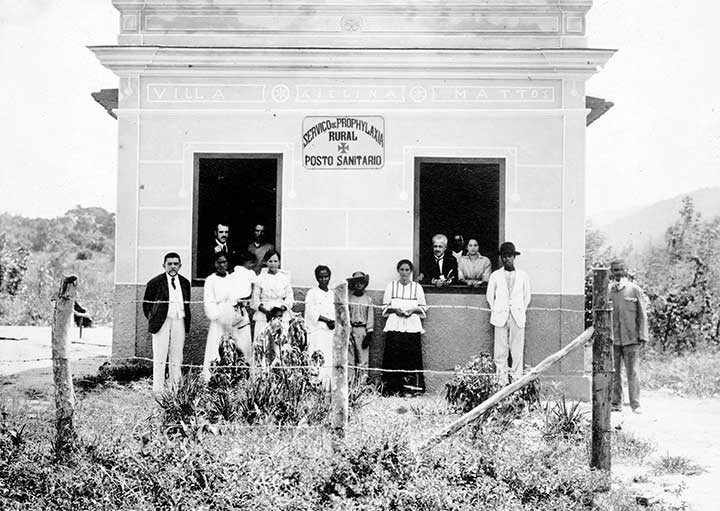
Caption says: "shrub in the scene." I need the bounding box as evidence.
[74,360,153,391]
[541,396,588,440]
[445,352,499,413]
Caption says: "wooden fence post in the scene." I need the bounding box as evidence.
[331,281,350,440]
[591,267,613,472]
[52,275,78,457]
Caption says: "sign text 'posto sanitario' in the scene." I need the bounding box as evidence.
[302,116,385,169]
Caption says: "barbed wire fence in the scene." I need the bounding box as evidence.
[2,270,614,468]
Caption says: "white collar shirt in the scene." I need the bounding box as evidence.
[166,273,185,319]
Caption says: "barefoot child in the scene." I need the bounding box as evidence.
[347,271,374,383]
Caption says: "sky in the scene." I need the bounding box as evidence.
[0,0,718,218]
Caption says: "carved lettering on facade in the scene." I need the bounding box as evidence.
[432,86,555,103]
[146,84,264,103]
[296,85,405,103]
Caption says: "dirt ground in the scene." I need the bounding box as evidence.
[1,325,718,509]
[612,392,720,511]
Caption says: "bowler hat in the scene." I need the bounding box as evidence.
[499,242,521,256]
[346,271,370,287]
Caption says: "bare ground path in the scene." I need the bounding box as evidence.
[612,391,720,511]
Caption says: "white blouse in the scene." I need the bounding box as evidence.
[203,273,237,326]
[251,269,294,321]
[382,280,427,333]
[304,286,336,334]
[458,254,492,283]
[231,265,257,299]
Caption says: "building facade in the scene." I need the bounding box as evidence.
[93,0,613,395]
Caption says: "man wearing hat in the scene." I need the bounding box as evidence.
[486,242,532,385]
[347,271,375,382]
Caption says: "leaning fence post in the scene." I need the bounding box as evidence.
[331,281,350,440]
[52,275,78,456]
[591,267,613,472]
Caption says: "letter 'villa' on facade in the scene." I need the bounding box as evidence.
[91,0,614,397]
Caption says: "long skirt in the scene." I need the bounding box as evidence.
[381,331,425,395]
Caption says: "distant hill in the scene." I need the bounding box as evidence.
[590,187,720,251]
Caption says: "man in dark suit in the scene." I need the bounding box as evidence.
[143,252,191,393]
[421,234,458,287]
[210,223,235,271]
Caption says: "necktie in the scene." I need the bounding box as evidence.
[171,276,176,289]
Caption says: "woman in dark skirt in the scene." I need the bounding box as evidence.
[381,259,428,395]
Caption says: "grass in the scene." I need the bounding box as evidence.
[641,348,720,397]
[0,376,650,511]
[652,453,706,476]
[612,430,656,464]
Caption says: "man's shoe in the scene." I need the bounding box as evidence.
[632,407,643,415]
[611,405,622,412]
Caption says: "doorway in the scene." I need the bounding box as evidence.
[192,154,282,283]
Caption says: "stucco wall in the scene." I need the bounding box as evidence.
[114,76,586,295]
[114,283,587,397]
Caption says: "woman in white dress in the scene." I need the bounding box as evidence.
[202,253,237,380]
[457,238,492,287]
[381,259,427,395]
[251,250,294,345]
[304,265,335,388]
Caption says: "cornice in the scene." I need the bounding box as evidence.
[90,46,615,78]
[113,0,593,11]
[112,0,594,48]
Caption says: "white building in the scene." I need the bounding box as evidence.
[92,0,613,395]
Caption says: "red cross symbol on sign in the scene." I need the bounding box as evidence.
[338,142,350,154]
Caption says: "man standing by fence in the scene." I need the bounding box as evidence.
[143,252,191,393]
[487,242,532,386]
[609,259,648,414]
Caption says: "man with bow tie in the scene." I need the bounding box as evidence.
[143,252,191,393]
[609,259,648,414]
[421,234,458,287]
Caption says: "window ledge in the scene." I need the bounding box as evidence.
[421,284,487,295]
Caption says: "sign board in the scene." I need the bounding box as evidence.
[302,116,385,169]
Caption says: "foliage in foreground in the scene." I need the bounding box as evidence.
[0,395,623,511]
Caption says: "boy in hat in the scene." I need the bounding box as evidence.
[347,271,374,383]
[486,242,532,385]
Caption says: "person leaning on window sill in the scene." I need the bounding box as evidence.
[457,238,492,288]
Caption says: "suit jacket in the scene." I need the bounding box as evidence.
[211,241,236,269]
[609,280,648,346]
[486,268,532,328]
[143,273,191,334]
[421,254,459,285]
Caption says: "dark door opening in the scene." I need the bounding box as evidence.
[193,154,281,283]
[414,158,504,287]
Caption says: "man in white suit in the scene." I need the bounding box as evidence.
[486,242,532,385]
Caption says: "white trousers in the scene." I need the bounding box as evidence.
[493,314,525,386]
[152,317,185,393]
